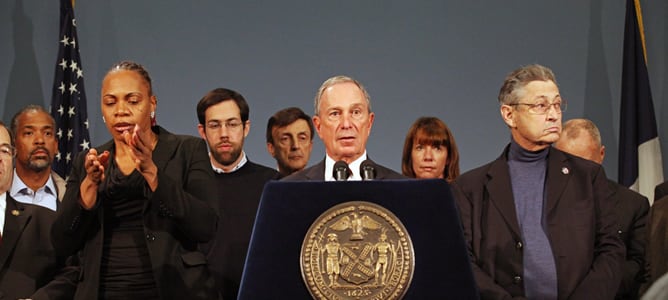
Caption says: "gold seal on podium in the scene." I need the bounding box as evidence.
[301,201,415,299]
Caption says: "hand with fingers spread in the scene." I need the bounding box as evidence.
[122,124,159,191]
[80,148,110,209]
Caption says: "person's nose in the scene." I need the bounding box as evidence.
[423,147,434,161]
[546,105,559,121]
[34,132,45,145]
[219,126,230,138]
[340,112,353,129]
[114,102,129,117]
[290,137,300,150]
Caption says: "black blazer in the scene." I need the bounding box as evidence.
[608,180,649,299]
[0,196,77,300]
[282,158,405,180]
[451,146,624,300]
[655,181,668,203]
[51,127,219,300]
[646,195,668,285]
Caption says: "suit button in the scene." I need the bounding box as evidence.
[146,233,156,241]
[515,241,523,249]
[513,275,522,284]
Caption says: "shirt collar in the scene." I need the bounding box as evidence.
[0,192,5,235]
[211,151,248,174]
[324,151,367,181]
[10,169,57,198]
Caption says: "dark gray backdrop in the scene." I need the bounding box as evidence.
[1,0,667,179]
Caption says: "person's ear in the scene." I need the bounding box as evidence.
[267,142,276,158]
[500,105,516,128]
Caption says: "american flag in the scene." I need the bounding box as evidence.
[50,0,91,179]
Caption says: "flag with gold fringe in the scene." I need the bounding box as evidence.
[618,0,664,203]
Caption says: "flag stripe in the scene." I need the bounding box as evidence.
[618,0,664,202]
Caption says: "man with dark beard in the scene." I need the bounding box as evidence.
[10,105,65,210]
[196,88,278,300]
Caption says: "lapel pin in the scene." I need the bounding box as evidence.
[561,167,569,175]
[11,209,20,216]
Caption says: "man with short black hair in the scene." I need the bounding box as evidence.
[10,105,65,210]
[196,88,278,299]
[266,107,314,178]
[0,118,75,299]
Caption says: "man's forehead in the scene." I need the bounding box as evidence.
[0,126,10,143]
[205,101,241,120]
[274,120,311,135]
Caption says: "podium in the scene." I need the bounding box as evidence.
[238,179,478,299]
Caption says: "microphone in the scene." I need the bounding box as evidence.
[333,160,351,181]
[360,160,376,181]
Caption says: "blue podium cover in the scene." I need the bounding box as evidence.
[238,179,478,299]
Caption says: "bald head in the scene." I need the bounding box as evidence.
[553,118,605,164]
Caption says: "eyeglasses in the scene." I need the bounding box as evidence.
[206,120,244,131]
[0,144,15,158]
[510,99,567,115]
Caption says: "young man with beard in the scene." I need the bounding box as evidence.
[196,88,278,300]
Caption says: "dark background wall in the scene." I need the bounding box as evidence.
[1,1,667,179]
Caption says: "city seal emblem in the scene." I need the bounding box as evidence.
[301,201,415,299]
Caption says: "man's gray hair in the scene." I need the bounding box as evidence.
[314,75,371,116]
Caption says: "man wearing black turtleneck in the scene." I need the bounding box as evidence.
[196,88,278,300]
[451,64,624,300]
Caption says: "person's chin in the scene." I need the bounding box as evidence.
[543,133,560,143]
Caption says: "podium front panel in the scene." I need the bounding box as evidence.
[238,179,478,299]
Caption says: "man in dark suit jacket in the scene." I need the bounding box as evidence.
[0,120,76,299]
[452,65,623,299]
[647,194,668,287]
[555,118,649,299]
[283,75,403,181]
[655,181,668,203]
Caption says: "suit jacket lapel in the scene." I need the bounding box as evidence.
[486,155,522,238]
[151,127,177,172]
[368,158,387,179]
[306,160,326,180]
[545,148,570,214]
[0,196,31,271]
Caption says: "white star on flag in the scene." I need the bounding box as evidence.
[50,0,91,178]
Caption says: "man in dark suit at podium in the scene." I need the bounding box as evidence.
[554,118,649,299]
[452,64,623,299]
[283,75,403,181]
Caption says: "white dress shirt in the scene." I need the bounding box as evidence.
[324,151,368,182]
